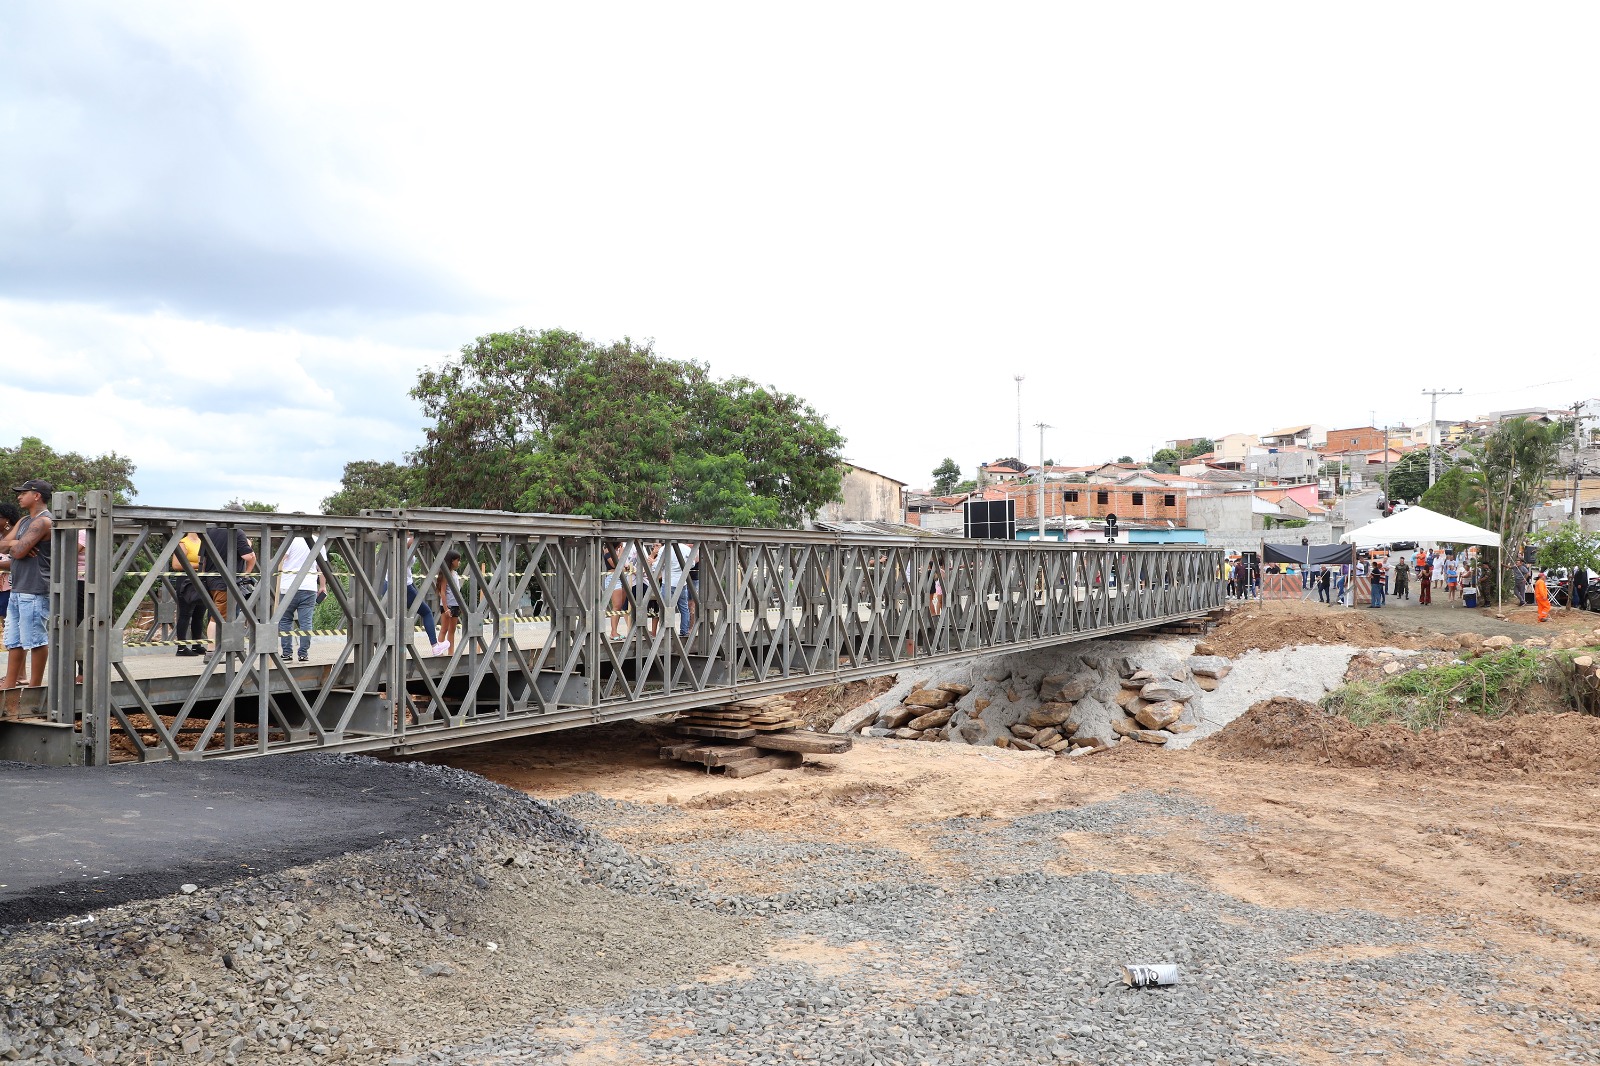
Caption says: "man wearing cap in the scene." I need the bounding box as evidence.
[0,479,54,689]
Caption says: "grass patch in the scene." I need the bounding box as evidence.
[1324,647,1545,731]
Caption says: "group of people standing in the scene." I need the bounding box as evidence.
[602,538,699,640]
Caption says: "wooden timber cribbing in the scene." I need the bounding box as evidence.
[662,695,851,777]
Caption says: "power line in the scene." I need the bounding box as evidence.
[1421,388,1463,489]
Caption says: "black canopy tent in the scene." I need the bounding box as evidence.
[1261,542,1356,567]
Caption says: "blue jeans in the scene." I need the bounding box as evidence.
[279,589,316,658]
[1372,583,1385,607]
[4,592,48,650]
[676,587,691,637]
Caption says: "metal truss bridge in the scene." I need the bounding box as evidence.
[0,494,1224,766]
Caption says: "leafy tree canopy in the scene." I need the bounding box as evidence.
[406,328,845,527]
[1380,451,1432,504]
[1181,438,1215,459]
[322,461,422,515]
[1152,448,1180,466]
[930,458,962,496]
[1419,465,1481,523]
[1116,455,1134,464]
[0,436,137,504]
[225,499,278,512]
[953,479,977,495]
[1532,521,1600,576]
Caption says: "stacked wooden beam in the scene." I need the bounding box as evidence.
[662,696,851,777]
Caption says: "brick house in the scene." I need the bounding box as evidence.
[988,483,1187,524]
[1323,426,1385,453]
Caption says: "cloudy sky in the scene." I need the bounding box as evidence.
[3,2,1595,508]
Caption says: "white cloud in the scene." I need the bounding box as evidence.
[1,1,1596,503]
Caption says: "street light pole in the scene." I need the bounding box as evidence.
[1014,375,1025,463]
[1036,421,1051,541]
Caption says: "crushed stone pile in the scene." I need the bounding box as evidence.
[0,757,760,1066]
[1201,697,1600,777]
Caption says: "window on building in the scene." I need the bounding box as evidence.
[1131,492,1145,505]
[1096,491,1109,505]
[1163,494,1177,507]
[1063,490,1079,503]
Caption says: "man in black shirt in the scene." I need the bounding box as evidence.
[0,479,53,689]
[202,525,257,648]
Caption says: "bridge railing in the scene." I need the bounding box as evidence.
[28,493,1223,764]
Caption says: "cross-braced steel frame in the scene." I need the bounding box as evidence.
[6,493,1223,765]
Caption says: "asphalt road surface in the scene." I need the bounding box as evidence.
[0,755,472,926]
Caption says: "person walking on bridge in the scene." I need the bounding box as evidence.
[0,480,53,690]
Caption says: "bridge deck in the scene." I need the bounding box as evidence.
[0,498,1224,765]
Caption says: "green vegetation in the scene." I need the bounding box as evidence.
[1532,521,1600,576]
[1380,450,1431,503]
[930,458,962,495]
[0,436,137,502]
[1324,647,1545,731]
[330,328,845,526]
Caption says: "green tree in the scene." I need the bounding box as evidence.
[225,499,277,512]
[1116,455,1134,464]
[1380,451,1431,503]
[409,328,845,526]
[0,436,137,502]
[1532,521,1600,577]
[1152,448,1180,469]
[1467,417,1566,598]
[322,461,422,515]
[953,479,977,495]
[1180,438,1215,459]
[1419,465,1482,522]
[930,458,962,496]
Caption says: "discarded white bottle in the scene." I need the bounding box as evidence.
[1120,963,1179,988]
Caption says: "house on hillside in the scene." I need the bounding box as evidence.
[975,458,1027,490]
[1324,426,1386,453]
[1259,424,1326,450]
[812,463,906,526]
[1214,433,1258,465]
[1244,446,1321,483]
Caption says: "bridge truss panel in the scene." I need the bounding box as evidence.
[32,495,1223,765]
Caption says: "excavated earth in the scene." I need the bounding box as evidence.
[5,606,1600,1065]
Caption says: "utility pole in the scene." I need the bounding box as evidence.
[1573,399,1587,523]
[1036,421,1051,541]
[1014,375,1025,463]
[1421,387,1463,489]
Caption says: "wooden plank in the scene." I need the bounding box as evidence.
[679,743,763,767]
[749,720,806,732]
[675,724,758,739]
[680,709,756,721]
[721,751,804,778]
[658,742,700,760]
[749,732,852,755]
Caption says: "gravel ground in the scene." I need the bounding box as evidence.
[444,790,1599,1065]
[9,758,1596,1065]
[1164,644,1361,750]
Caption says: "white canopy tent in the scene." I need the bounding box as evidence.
[1339,505,1501,548]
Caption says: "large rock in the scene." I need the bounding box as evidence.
[1194,675,1219,692]
[1132,729,1170,745]
[1187,655,1232,679]
[1114,687,1143,709]
[908,708,954,731]
[1089,678,1123,705]
[937,682,973,697]
[878,705,920,729]
[1111,717,1139,737]
[957,719,984,743]
[1140,679,1194,703]
[1025,702,1076,728]
[1039,671,1097,704]
[1482,634,1514,650]
[1134,700,1184,730]
[1064,696,1121,747]
[1194,641,1218,656]
[1010,723,1038,739]
[829,702,879,734]
[904,687,956,709]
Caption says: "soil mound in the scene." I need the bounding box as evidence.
[1200,696,1600,778]
[1205,604,1425,657]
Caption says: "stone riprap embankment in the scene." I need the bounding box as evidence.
[829,639,1236,751]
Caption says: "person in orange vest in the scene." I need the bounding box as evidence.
[1533,571,1552,622]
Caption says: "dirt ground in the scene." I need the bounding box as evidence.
[1205,597,1600,657]
[424,718,1600,1061]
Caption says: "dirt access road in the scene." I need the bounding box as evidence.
[428,721,1600,1063]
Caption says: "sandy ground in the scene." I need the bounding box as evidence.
[424,720,1600,1061]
